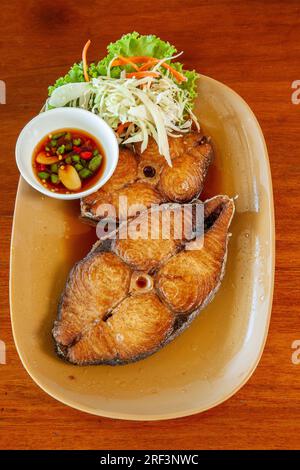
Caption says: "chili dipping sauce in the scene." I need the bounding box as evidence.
[32,129,106,194]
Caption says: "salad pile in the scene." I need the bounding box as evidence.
[47,32,199,166]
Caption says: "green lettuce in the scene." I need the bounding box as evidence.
[48,62,85,95]
[48,32,198,105]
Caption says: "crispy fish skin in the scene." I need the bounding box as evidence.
[54,196,234,366]
[80,132,213,223]
[157,135,212,202]
[156,196,234,313]
[53,252,131,347]
[91,182,164,221]
[113,207,184,271]
[80,148,138,224]
[158,154,206,202]
[136,133,211,161]
[67,293,174,365]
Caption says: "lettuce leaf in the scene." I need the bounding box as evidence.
[48,32,198,106]
[98,31,176,67]
[48,62,85,96]
[89,31,177,80]
[170,62,199,104]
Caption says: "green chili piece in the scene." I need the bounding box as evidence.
[72,154,80,162]
[74,163,84,172]
[38,172,50,180]
[52,132,66,140]
[56,144,65,155]
[50,163,58,173]
[88,155,102,172]
[50,174,60,185]
[65,156,72,164]
[73,138,81,146]
[79,168,93,179]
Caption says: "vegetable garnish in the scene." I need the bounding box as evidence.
[47,32,200,166]
[116,122,131,135]
[32,129,105,194]
[111,57,150,67]
[111,56,187,83]
[158,61,187,83]
[125,71,161,78]
[138,60,158,71]
[117,55,139,71]
[82,39,91,82]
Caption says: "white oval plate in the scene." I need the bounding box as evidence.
[10,75,275,420]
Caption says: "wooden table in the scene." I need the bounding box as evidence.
[0,0,299,450]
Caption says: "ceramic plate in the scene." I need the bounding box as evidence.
[10,75,275,420]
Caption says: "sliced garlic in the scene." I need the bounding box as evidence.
[36,151,59,165]
[58,165,82,191]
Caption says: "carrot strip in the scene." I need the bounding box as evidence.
[82,40,91,82]
[111,56,152,66]
[139,60,186,82]
[138,60,157,71]
[117,55,139,71]
[111,55,187,83]
[161,62,187,83]
[126,71,160,78]
[116,122,131,134]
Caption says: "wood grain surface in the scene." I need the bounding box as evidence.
[0,0,300,450]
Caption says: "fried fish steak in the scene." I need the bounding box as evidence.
[80,132,213,224]
[53,195,234,365]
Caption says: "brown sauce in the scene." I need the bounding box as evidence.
[200,162,223,200]
[32,128,106,194]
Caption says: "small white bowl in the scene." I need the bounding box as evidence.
[15,107,119,200]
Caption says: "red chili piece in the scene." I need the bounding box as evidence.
[80,151,93,160]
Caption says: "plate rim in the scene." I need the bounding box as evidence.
[9,74,275,421]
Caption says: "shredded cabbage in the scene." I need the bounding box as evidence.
[47,33,200,166]
[48,73,199,166]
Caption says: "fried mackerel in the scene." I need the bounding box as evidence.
[53,195,234,365]
[80,132,213,223]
